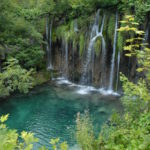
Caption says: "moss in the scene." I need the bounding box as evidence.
[52,29,57,42]
[79,34,85,56]
[78,15,93,32]
[33,71,51,85]
[108,14,115,41]
[117,32,124,52]
[55,24,70,41]
[94,37,102,56]
[70,20,74,31]
[103,12,109,40]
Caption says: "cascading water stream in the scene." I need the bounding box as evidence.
[74,19,78,32]
[72,47,75,82]
[140,23,149,52]
[56,39,70,84]
[46,17,49,65]
[61,39,69,79]
[46,18,53,70]
[116,51,120,90]
[80,9,105,85]
[108,12,118,91]
[100,16,106,87]
[54,10,120,96]
[65,40,69,79]
[144,24,149,42]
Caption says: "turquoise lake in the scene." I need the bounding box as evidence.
[0,82,121,149]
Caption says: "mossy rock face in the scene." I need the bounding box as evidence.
[94,37,102,56]
[79,34,85,56]
[34,71,51,85]
[117,32,124,52]
[103,13,109,39]
[108,14,115,41]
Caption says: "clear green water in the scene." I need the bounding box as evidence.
[0,83,121,149]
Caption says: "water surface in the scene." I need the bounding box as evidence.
[0,82,121,149]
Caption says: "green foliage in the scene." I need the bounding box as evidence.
[0,0,45,70]
[12,46,44,69]
[117,32,124,51]
[121,74,149,112]
[0,58,34,98]
[68,0,96,14]
[117,15,144,56]
[0,114,68,150]
[0,114,38,150]
[50,138,68,150]
[76,112,98,150]
[99,112,150,149]
[119,0,150,22]
[75,15,150,150]
[98,15,150,150]
[98,0,118,7]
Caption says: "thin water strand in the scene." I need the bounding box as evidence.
[47,19,53,70]
[116,51,120,90]
[108,12,118,90]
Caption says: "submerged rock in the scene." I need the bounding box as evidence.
[98,107,107,113]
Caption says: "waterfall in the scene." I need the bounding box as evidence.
[99,15,106,87]
[144,24,149,42]
[101,37,106,66]
[100,36,107,87]
[65,40,69,79]
[100,15,105,34]
[74,19,78,32]
[46,17,53,70]
[116,51,120,90]
[108,12,118,91]
[54,10,121,96]
[60,40,64,75]
[72,46,75,82]
[91,47,95,85]
[46,17,49,57]
[61,39,68,79]
[81,9,106,85]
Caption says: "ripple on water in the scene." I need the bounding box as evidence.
[0,82,121,149]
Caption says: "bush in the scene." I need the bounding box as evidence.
[0,58,34,98]
[0,114,68,150]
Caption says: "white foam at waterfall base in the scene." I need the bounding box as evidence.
[98,88,120,96]
[77,86,120,96]
[76,85,97,95]
[47,64,53,70]
[54,78,120,96]
[56,77,73,85]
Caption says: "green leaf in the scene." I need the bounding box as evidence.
[0,114,9,123]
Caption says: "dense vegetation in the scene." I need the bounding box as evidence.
[0,0,150,149]
[76,16,150,150]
